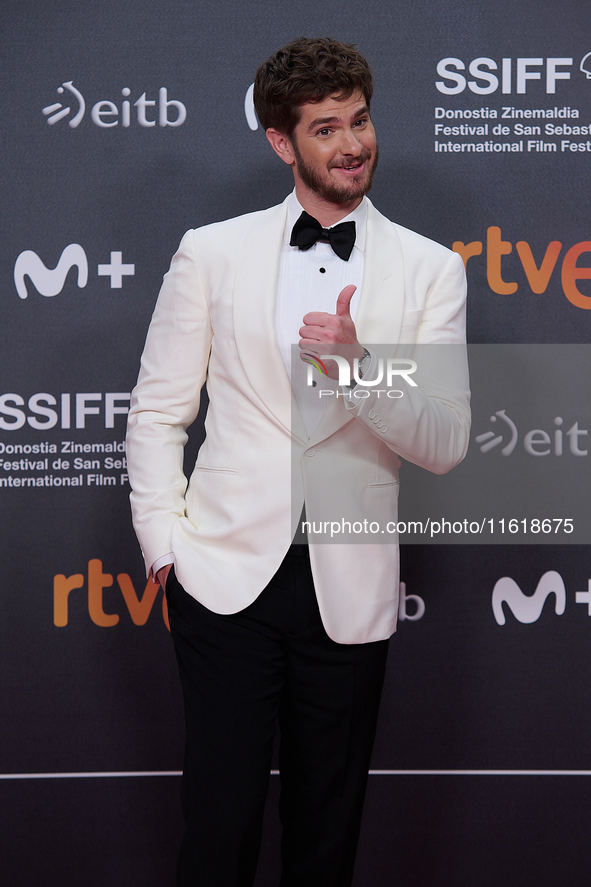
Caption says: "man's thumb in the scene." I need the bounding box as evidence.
[336,284,357,316]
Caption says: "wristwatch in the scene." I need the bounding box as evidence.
[349,347,371,388]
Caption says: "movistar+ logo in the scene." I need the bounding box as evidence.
[14,244,135,298]
[492,571,591,625]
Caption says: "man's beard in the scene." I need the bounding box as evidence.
[292,140,379,204]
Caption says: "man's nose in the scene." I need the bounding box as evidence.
[338,128,363,155]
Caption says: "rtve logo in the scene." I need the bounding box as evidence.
[52,563,423,628]
[493,571,591,625]
[475,411,588,457]
[453,228,591,310]
[14,244,135,298]
[54,559,169,629]
[435,55,591,95]
[42,80,186,128]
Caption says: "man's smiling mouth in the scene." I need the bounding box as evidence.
[337,163,365,174]
[330,151,371,173]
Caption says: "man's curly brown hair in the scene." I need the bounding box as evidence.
[253,37,373,137]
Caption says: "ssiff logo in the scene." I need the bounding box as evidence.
[581,53,591,79]
[14,244,135,298]
[435,55,591,95]
[42,80,186,128]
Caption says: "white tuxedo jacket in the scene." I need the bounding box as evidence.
[126,196,470,644]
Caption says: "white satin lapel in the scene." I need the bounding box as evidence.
[232,199,307,444]
[355,200,405,345]
[309,201,406,446]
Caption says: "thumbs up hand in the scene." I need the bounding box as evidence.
[299,285,364,381]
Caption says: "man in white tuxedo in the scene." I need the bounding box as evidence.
[126,36,470,887]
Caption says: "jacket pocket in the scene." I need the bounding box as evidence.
[193,465,239,474]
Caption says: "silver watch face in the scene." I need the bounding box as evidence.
[359,351,371,374]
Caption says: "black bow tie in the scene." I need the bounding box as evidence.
[290,211,356,261]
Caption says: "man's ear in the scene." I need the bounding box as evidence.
[266,128,296,166]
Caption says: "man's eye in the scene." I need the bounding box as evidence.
[353,118,367,127]
[317,128,331,136]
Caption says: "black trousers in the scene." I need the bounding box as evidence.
[165,546,389,887]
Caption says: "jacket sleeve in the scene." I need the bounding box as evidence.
[346,249,470,475]
[126,229,212,575]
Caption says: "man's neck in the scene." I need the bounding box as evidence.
[294,186,363,228]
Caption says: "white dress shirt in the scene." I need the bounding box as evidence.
[275,191,367,436]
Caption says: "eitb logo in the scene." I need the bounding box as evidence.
[42,80,187,128]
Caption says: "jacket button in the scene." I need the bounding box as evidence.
[305,448,316,457]
[379,425,388,433]
[368,409,376,419]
